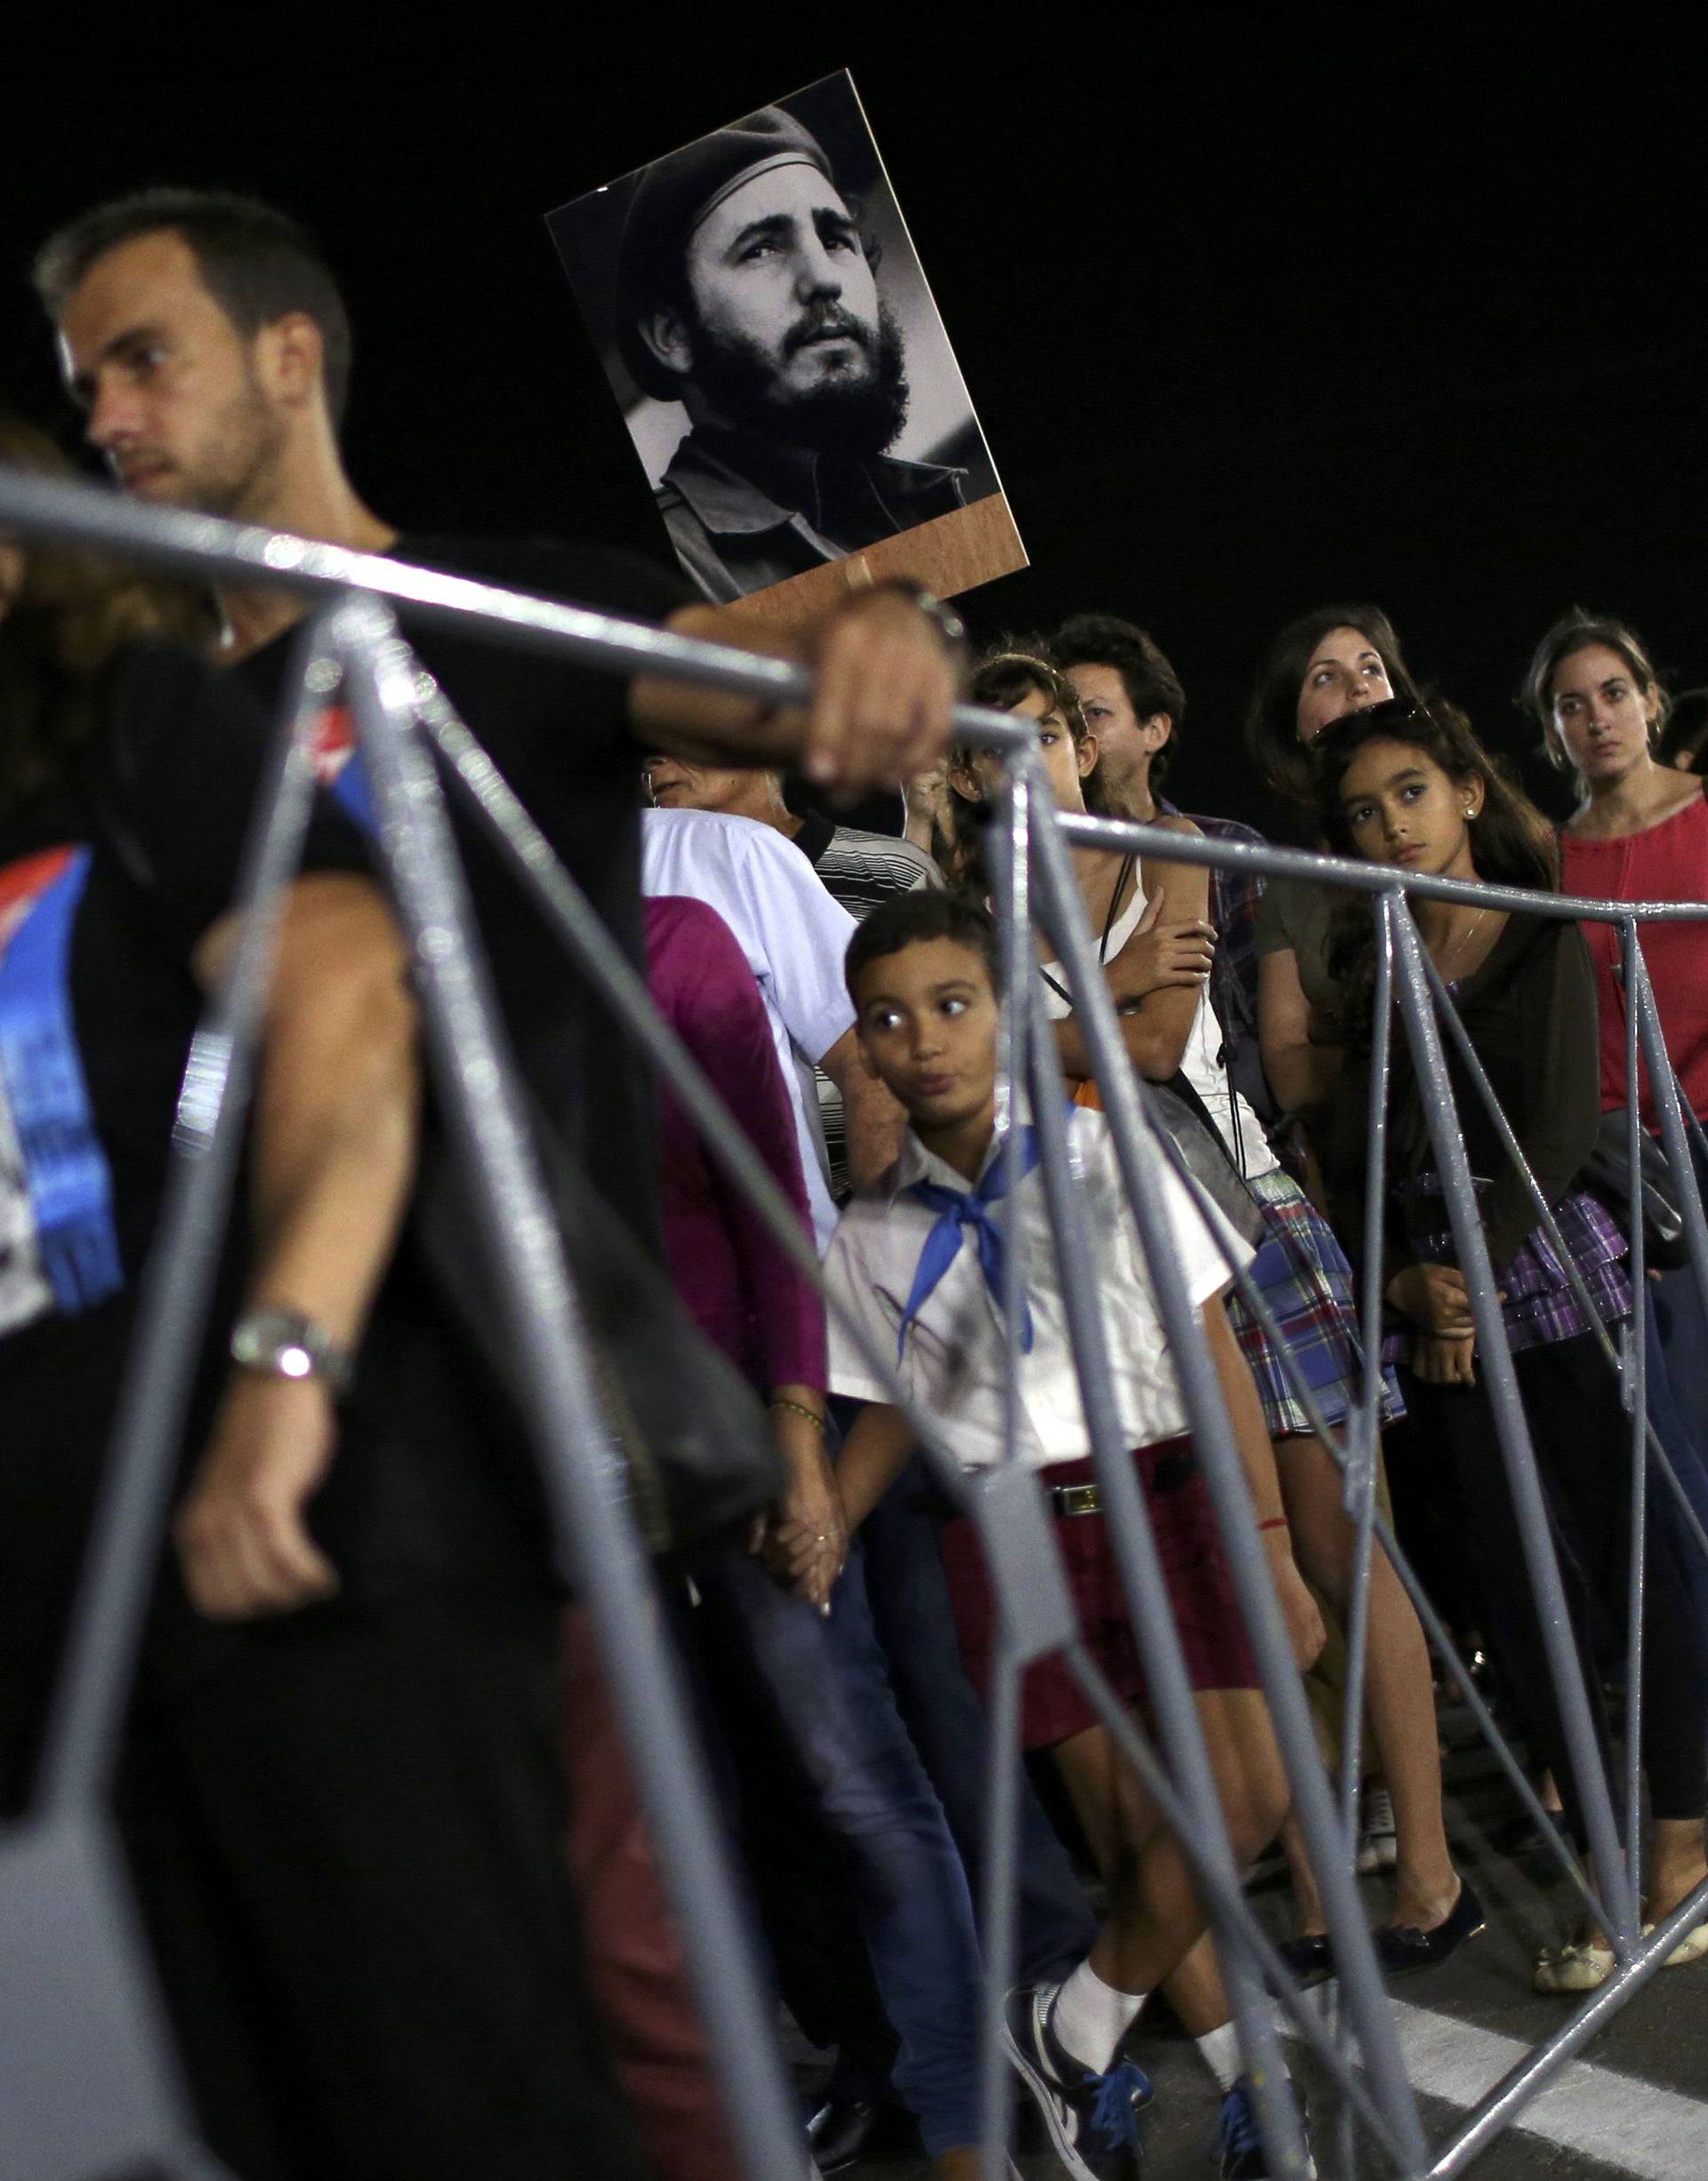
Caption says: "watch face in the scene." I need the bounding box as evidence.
[233,1312,328,1384]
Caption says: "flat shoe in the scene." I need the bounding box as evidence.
[1270,1932,1333,1990]
[1375,1879,1486,1973]
[1534,1938,1615,1993]
[1648,1917,1708,1968]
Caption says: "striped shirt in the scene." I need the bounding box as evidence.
[790,814,942,1194]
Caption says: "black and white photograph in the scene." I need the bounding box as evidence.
[548,69,1025,613]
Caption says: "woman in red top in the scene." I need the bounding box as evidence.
[1526,611,1708,1445]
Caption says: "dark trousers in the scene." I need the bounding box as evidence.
[114,1597,641,2181]
[689,1541,984,2159]
[561,1605,743,2181]
[723,1461,1095,2113]
[1404,1331,1708,1838]
[862,1458,1098,1982]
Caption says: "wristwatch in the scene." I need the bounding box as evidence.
[230,1308,356,1399]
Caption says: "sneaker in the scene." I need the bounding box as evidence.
[1216,2079,1317,2180]
[1002,1984,1152,2179]
[1356,1785,1398,1873]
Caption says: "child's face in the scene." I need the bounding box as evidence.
[852,936,1000,1132]
[1338,736,1481,879]
[952,686,1097,817]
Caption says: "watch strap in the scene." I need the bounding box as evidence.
[230,1308,356,1398]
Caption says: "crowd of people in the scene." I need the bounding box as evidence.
[4,181,1708,2181]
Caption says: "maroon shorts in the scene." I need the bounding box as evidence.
[939,1437,1260,1751]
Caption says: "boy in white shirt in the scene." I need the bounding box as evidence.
[817,889,1315,2181]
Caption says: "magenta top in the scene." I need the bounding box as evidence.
[644,896,826,1390]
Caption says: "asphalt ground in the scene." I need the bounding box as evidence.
[793,1696,1708,2180]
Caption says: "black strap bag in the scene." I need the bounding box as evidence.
[1580,1111,1693,1273]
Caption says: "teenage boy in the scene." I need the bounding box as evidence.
[818,890,1307,2181]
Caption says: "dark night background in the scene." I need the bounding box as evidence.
[4,4,1706,832]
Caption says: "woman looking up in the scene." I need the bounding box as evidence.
[1245,606,1422,1130]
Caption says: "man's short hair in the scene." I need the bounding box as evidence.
[34,188,353,428]
[1052,613,1188,788]
[845,889,1000,1006]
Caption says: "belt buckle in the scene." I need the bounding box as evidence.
[1051,1481,1102,1517]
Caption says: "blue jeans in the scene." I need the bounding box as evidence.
[860,1456,1098,1985]
[689,1542,983,2158]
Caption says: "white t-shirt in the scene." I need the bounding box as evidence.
[825,1106,1248,1471]
[641,808,858,1250]
[1041,873,1279,1182]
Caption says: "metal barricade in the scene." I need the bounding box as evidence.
[0,464,1705,2180]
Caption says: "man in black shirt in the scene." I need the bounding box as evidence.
[28,187,965,2179]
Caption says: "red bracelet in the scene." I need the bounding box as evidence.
[1258,1517,1290,1534]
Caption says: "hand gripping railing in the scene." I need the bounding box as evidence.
[1,463,1705,2179]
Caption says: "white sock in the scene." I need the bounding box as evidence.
[1048,1960,1147,2074]
[1196,2022,1243,2091]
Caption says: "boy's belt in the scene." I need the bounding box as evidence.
[1045,1448,1195,1518]
[1049,1482,1104,1517]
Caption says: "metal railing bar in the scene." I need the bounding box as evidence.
[1024,801,1431,2170]
[995,774,1033,1467]
[344,608,807,2181]
[1390,913,1640,1950]
[1056,1641,1415,2172]
[1016,966,1312,2177]
[33,610,339,1813]
[976,1643,1024,2181]
[1055,811,1708,927]
[1423,1867,1708,2180]
[1123,1019,1619,1940]
[979,741,1033,2180]
[415,681,979,1517]
[12,461,1708,2173]
[0,466,1039,753]
[1410,929,1708,1579]
[1170,1110,1617,1931]
[1341,890,1398,1841]
[1621,922,1649,1912]
[1629,945,1708,1370]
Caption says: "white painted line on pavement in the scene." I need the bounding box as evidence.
[1283,1991,1708,2179]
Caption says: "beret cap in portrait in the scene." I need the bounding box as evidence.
[615,105,838,400]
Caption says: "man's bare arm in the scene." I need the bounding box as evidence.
[632,590,962,799]
[174,874,420,1620]
[819,1025,906,1188]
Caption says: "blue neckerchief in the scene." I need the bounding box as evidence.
[898,1127,1040,1361]
[330,751,378,833]
[0,846,124,1315]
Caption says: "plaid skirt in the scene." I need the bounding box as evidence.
[1227,1170,1406,1438]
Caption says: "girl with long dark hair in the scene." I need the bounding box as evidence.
[1317,696,1708,1991]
